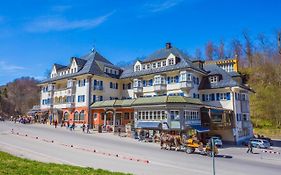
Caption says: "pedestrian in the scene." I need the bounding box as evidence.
[86,124,90,134]
[82,123,86,132]
[67,121,70,129]
[54,120,58,128]
[246,141,253,154]
[72,122,75,131]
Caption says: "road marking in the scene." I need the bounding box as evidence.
[0,141,81,167]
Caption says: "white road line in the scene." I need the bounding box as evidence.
[0,141,81,167]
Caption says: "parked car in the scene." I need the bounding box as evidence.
[256,135,273,146]
[250,138,270,149]
[206,136,223,148]
[0,116,5,121]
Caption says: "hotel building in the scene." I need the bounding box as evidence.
[39,43,253,144]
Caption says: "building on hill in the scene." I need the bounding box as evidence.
[38,43,253,144]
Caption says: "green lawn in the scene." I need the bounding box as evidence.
[0,151,131,175]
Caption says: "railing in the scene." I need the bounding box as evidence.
[180,81,193,90]
[93,85,103,91]
[133,86,143,93]
[154,84,167,91]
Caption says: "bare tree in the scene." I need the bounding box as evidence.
[230,39,243,59]
[243,31,254,67]
[205,41,215,61]
[218,40,225,60]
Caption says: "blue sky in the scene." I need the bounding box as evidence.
[0,0,281,85]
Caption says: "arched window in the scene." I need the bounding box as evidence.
[74,111,79,121]
[64,112,69,121]
[79,110,85,121]
[59,96,63,103]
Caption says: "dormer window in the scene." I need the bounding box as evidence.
[136,65,140,71]
[152,63,156,69]
[168,58,174,65]
[210,76,218,83]
[162,61,166,66]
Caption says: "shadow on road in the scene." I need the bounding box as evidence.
[216,155,233,159]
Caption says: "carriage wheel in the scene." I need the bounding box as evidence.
[186,147,195,154]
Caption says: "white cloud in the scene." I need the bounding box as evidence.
[0,61,25,73]
[25,11,115,32]
[143,0,183,13]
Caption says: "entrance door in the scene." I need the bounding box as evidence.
[115,113,121,126]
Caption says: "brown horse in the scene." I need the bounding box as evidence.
[160,133,183,151]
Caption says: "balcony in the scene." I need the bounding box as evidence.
[180,81,193,90]
[133,86,143,94]
[54,88,72,96]
[154,84,167,92]
[93,85,103,91]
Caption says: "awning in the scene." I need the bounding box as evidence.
[189,125,210,133]
[136,121,162,130]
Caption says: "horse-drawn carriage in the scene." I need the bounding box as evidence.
[160,133,218,156]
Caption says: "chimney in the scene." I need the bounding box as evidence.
[165,42,172,49]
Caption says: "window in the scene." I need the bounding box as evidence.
[170,110,180,120]
[162,61,166,66]
[184,110,199,121]
[152,63,156,69]
[93,95,96,103]
[99,96,103,101]
[124,113,130,120]
[154,76,165,85]
[127,83,132,89]
[137,110,166,121]
[135,65,140,71]
[78,79,86,87]
[210,76,218,83]
[74,111,79,121]
[64,112,69,121]
[79,110,85,121]
[157,62,161,68]
[146,64,150,69]
[168,58,174,65]
[78,95,85,102]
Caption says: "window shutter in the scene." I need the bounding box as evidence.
[100,81,103,87]
[193,93,196,98]
[116,83,118,89]
[143,80,146,87]
[226,92,231,100]
[175,76,179,83]
[211,93,215,101]
[93,80,97,86]
[123,84,125,90]
[149,79,153,86]
[110,82,113,88]
[216,93,220,100]
[167,77,170,84]
[202,94,205,101]
[197,78,199,85]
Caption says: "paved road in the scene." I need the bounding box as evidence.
[0,121,280,175]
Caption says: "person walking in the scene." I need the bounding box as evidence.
[54,120,58,128]
[67,121,70,130]
[72,122,75,131]
[86,124,90,134]
[246,141,253,153]
[82,123,86,132]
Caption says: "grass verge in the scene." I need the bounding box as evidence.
[253,128,281,139]
[0,151,131,175]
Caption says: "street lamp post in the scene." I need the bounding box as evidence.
[211,137,216,175]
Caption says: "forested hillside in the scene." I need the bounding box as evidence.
[199,31,281,130]
[0,77,40,117]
